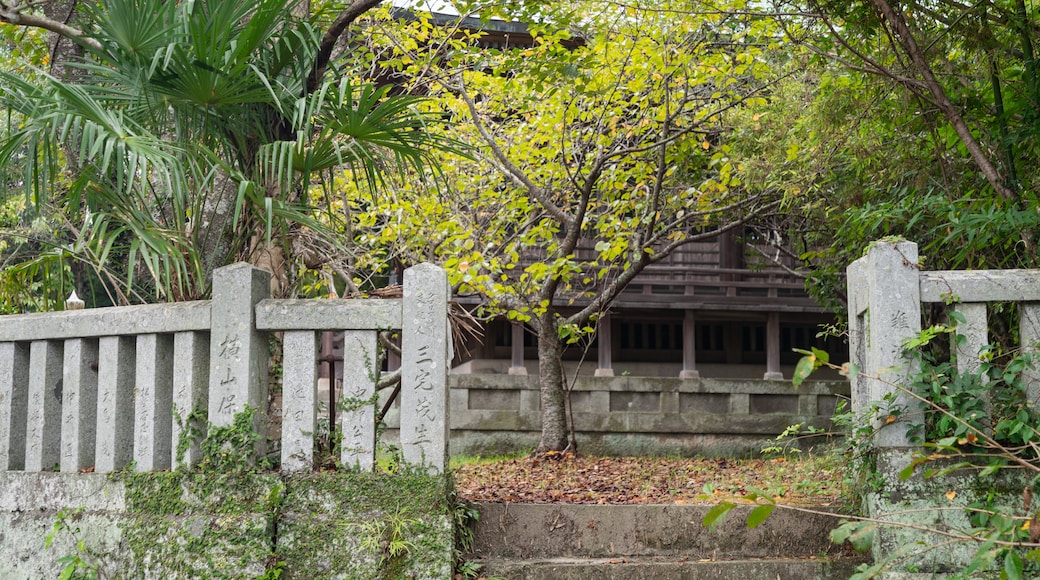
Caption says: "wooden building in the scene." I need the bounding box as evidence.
[452,233,847,380]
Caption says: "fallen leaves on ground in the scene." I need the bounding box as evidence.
[453,454,848,506]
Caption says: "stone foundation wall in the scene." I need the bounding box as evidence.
[376,376,849,456]
[0,471,452,579]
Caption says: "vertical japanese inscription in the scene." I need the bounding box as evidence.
[400,263,450,473]
[208,263,270,433]
[340,330,377,470]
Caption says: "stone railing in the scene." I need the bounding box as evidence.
[847,239,1040,572]
[0,262,451,475]
[847,240,1040,448]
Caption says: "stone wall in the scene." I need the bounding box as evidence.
[375,375,849,457]
[0,471,452,579]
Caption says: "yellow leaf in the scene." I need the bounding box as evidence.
[701,141,710,150]
[1023,520,1031,531]
[884,415,897,425]
[945,490,956,501]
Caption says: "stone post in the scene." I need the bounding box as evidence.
[847,240,922,448]
[25,340,63,471]
[0,342,29,470]
[208,263,271,443]
[340,330,378,470]
[400,263,450,474]
[96,336,136,472]
[172,331,209,468]
[61,338,98,472]
[134,334,174,471]
[1020,303,1040,407]
[954,302,990,421]
[281,331,317,472]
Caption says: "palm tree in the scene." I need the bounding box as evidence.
[0,0,455,307]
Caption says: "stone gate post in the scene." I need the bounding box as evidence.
[208,263,271,443]
[400,263,451,474]
[847,240,922,448]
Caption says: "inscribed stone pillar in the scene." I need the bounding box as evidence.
[340,330,378,470]
[594,314,614,377]
[953,303,987,375]
[172,331,209,468]
[0,342,29,470]
[208,263,271,439]
[679,310,699,379]
[26,340,63,471]
[400,263,450,473]
[96,336,136,472]
[134,333,174,471]
[847,240,922,448]
[281,331,317,472]
[61,338,98,472]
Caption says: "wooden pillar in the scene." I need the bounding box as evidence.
[680,310,699,379]
[763,312,783,380]
[594,314,614,377]
[508,322,527,376]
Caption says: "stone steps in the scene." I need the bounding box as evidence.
[465,502,868,580]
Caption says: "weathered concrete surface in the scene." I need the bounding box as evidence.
[0,473,125,580]
[468,502,867,580]
[467,503,849,560]
[477,556,866,580]
[864,449,1032,575]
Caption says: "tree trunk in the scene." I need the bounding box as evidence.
[536,314,569,452]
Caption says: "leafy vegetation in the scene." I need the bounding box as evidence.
[344,1,792,451]
[0,0,458,308]
[781,316,1040,578]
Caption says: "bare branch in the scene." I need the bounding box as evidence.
[0,5,102,51]
[868,0,1019,203]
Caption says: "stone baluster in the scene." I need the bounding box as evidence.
[134,334,174,471]
[281,331,318,472]
[95,336,136,472]
[61,338,98,472]
[340,330,378,470]
[172,331,210,468]
[25,340,63,471]
[0,342,29,470]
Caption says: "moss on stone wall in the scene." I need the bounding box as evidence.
[112,469,451,579]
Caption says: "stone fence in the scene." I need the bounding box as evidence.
[847,240,1040,574]
[847,240,1040,447]
[0,262,452,475]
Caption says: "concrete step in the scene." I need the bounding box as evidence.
[467,503,853,560]
[473,555,867,580]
